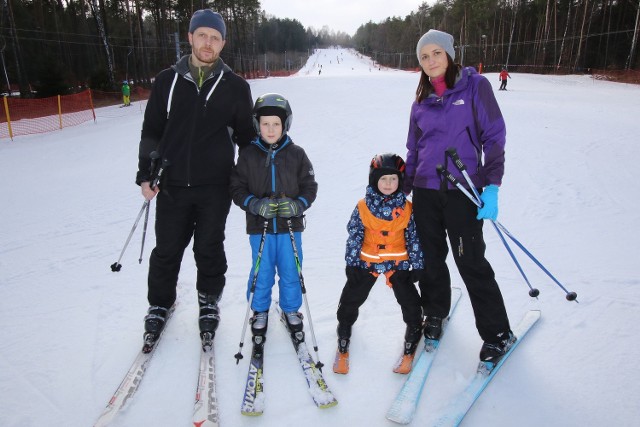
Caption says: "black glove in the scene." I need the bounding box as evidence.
[276,197,305,218]
[248,197,278,219]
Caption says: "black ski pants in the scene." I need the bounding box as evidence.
[336,266,422,329]
[147,184,231,308]
[412,188,511,343]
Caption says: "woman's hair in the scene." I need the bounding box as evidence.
[415,55,461,103]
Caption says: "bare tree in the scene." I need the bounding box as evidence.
[89,0,115,87]
[628,0,640,69]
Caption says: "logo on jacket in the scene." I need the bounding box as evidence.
[453,99,465,105]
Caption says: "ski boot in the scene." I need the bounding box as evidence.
[393,322,423,374]
[423,316,444,340]
[333,323,351,374]
[250,311,269,356]
[480,331,517,366]
[282,311,305,346]
[198,292,220,351]
[143,305,169,353]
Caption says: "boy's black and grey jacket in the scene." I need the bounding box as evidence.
[230,136,318,234]
[136,54,255,187]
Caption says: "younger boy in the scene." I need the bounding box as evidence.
[230,93,318,347]
[334,153,424,374]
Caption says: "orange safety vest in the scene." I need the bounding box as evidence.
[357,199,412,264]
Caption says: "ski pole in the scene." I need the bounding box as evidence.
[436,164,539,297]
[286,218,324,370]
[440,148,578,302]
[138,202,150,264]
[137,157,169,264]
[110,201,149,272]
[234,220,269,363]
[443,149,578,301]
[445,147,482,202]
[436,160,540,298]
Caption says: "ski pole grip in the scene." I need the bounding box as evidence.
[445,147,466,172]
[436,164,460,186]
[151,158,170,190]
[147,151,160,181]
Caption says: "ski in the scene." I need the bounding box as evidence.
[93,305,175,427]
[240,335,266,416]
[432,310,541,427]
[386,287,463,424]
[192,344,220,426]
[332,346,349,374]
[276,306,338,409]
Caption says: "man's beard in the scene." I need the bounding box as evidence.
[193,48,218,65]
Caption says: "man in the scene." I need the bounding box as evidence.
[135,9,256,350]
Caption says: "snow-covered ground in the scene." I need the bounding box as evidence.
[1,48,639,427]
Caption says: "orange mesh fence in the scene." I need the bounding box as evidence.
[0,90,96,140]
[0,87,152,140]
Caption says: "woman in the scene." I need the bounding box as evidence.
[404,29,514,363]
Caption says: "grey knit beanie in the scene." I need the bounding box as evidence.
[189,9,226,39]
[416,29,455,61]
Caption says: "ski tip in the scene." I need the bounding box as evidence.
[528,309,542,319]
[392,354,415,374]
[386,413,412,425]
[333,351,349,374]
[319,400,339,409]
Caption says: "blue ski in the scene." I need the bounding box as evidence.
[386,287,463,424]
[432,310,541,427]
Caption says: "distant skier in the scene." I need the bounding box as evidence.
[499,68,511,90]
[121,80,131,106]
[333,153,424,375]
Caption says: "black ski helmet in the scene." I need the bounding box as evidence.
[253,93,293,135]
[369,153,406,190]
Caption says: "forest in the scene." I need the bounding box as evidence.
[0,0,638,97]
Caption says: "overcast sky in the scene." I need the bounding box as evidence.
[259,0,424,35]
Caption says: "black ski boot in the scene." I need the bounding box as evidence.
[480,331,517,364]
[198,292,220,350]
[403,323,423,355]
[424,316,444,340]
[337,323,352,354]
[282,311,304,344]
[143,305,169,353]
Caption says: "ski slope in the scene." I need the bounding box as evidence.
[1,47,639,427]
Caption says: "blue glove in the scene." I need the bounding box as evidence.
[248,197,278,219]
[276,197,305,218]
[476,184,499,221]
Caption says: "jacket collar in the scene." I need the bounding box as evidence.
[172,54,230,81]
